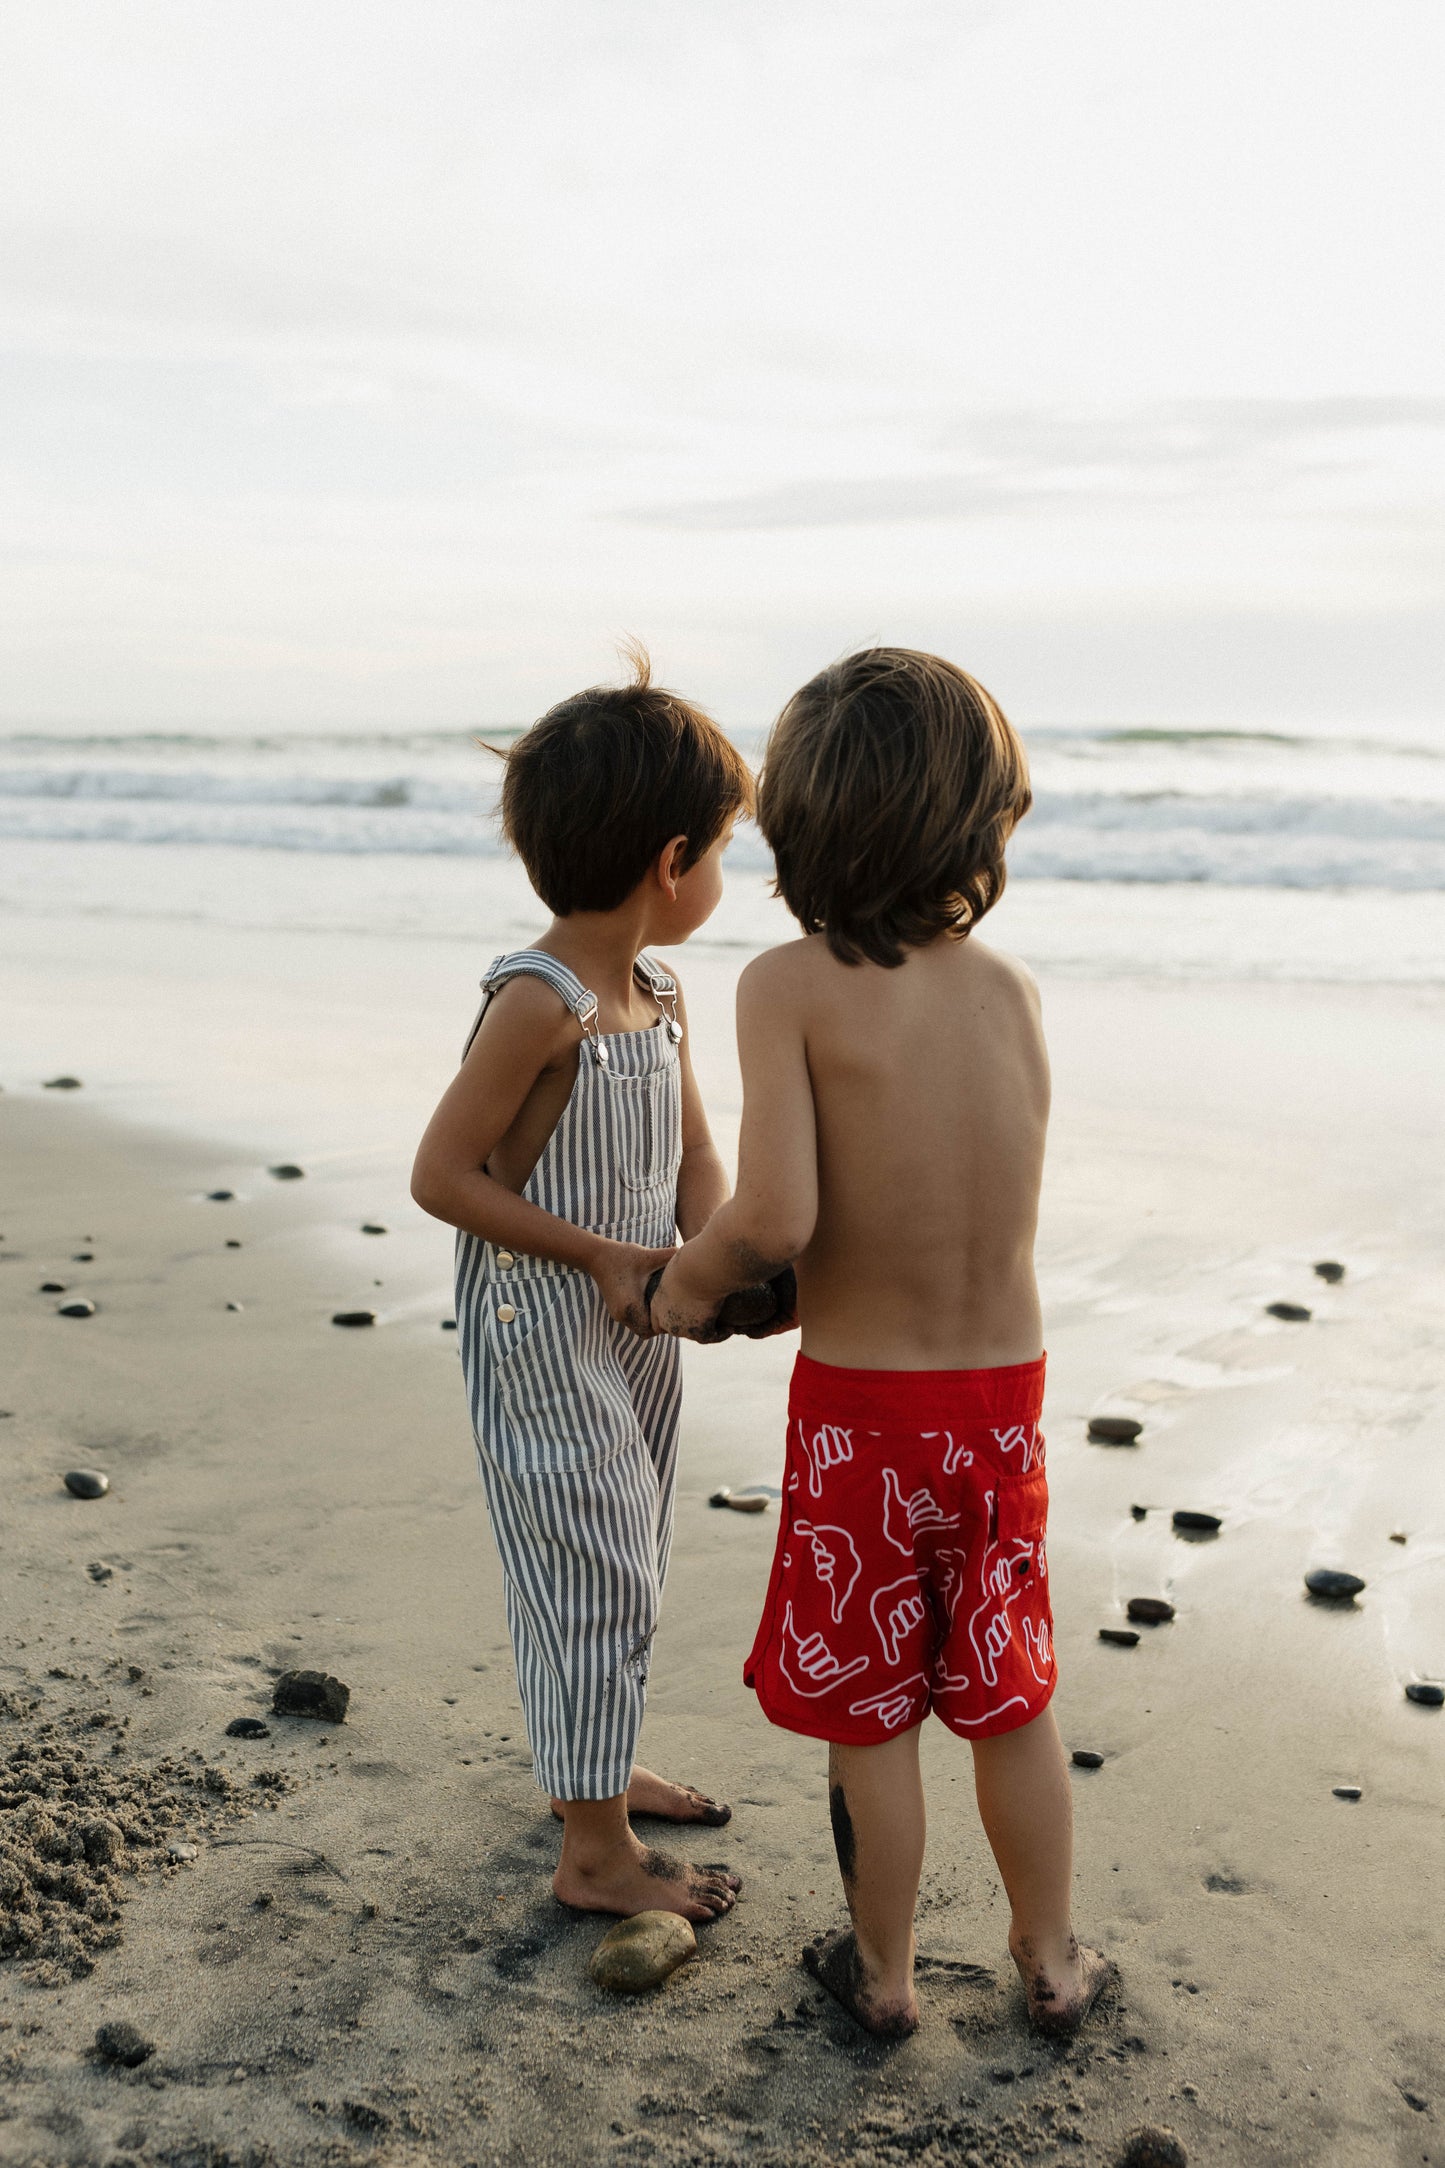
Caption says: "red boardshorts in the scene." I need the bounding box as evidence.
[744,1352,1056,1745]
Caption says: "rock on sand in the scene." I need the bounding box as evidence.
[94,2021,156,2067]
[1305,1569,1365,1601]
[1127,1597,1176,1625]
[1088,1416,1143,1444]
[589,1910,696,1994]
[272,1669,349,1722]
[63,1469,110,1499]
[1117,2128,1187,2168]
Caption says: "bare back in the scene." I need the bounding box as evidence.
[789,932,1048,1370]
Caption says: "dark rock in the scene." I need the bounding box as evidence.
[1099,1628,1140,1648]
[1071,1749,1105,1769]
[58,1298,97,1318]
[987,2066,1016,2084]
[43,1076,83,1090]
[86,1561,114,1583]
[1331,1784,1362,1800]
[361,1223,387,1235]
[225,1717,272,1739]
[64,1469,110,1498]
[40,1280,67,1293]
[1405,1682,1444,1707]
[207,1190,235,1202]
[331,1310,376,1328]
[1172,1510,1222,1534]
[1389,1530,1407,1543]
[272,1669,350,1723]
[1130,1504,1149,1521]
[1117,2128,1186,2168]
[72,1251,94,1261]
[440,1318,456,1330]
[1401,2087,1429,2112]
[1127,1597,1176,1625]
[1088,1416,1143,1443]
[589,1910,696,1993]
[1313,1260,1345,1283]
[94,2022,155,2067]
[226,1301,243,1313]
[1305,1568,1365,1601]
[1266,1301,1311,1321]
[225,1238,242,1248]
[268,1163,305,1180]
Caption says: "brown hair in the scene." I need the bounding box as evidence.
[495,644,754,915]
[758,647,1031,968]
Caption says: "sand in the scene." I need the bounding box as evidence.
[3,966,1445,2168]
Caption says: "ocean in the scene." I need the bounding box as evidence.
[3,721,1444,988]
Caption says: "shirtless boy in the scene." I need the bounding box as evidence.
[652,647,1110,2036]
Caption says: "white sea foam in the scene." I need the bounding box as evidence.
[2,723,1444,891]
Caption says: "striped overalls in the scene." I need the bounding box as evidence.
[454,950,684,1799]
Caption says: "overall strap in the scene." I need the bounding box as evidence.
[634,953,683,1043]
[461,951,607,1063]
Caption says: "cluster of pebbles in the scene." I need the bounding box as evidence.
[1081,1257,1442,1742]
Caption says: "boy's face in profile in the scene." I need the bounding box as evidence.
[661,819,735,943]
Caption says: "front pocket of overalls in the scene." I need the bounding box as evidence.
[484,1272,634,1478]
[613,1073,662,1193]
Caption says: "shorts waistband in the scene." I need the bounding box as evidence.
[789,1350,1046,1428]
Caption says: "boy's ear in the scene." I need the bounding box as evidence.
[657,834,689,900]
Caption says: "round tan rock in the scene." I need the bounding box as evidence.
[588,1910,696,1994]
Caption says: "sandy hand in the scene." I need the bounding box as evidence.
[591,1240,678,1337]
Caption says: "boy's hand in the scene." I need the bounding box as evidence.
[589,1240,678,1338]
[649,1252,727,1344]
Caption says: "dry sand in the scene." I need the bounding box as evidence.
[3,972,1444,2168]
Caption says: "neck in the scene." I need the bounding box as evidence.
[537,907,655,1011]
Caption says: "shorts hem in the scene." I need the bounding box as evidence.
[748,1675,1055,1747]
[934,1675,1056,1742]
[748,1683,927,1746]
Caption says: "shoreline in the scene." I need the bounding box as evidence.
[4,960,1444,2164]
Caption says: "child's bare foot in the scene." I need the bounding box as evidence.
[802,1929,920,2040]
[1010,1931,1113,2036]
[550,1765,731,1827]
[552,1831,739,1923]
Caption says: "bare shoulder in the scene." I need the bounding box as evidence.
[967,936,1042,1010]
[468,970,579,1065]
[738,936,817,1007]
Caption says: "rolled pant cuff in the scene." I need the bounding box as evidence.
[534,1760,636,1803]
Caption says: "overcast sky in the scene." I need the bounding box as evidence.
[2,1,1442,732]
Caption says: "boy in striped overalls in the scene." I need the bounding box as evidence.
[413,650,752,1923]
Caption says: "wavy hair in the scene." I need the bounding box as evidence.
[758,647,1031,967]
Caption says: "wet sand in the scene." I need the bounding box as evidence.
[3,968,1444,2167]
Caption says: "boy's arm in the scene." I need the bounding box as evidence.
[651,952,817,1338]
[411,978,673,1336]
[672,977,731,1240]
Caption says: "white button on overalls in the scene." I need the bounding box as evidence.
[496,1303,517,1324]
[497,1251,515,1268]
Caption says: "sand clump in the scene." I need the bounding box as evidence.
[0,1681,271,1987]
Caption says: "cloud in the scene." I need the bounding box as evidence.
[619,398,1445,530]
